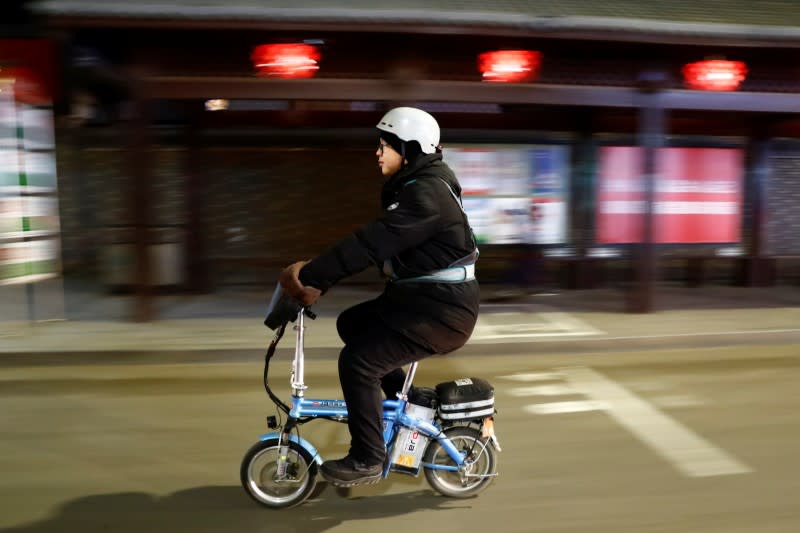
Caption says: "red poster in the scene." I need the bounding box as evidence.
[596,147,743,244]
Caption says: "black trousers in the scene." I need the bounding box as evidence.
[336,299,436,465]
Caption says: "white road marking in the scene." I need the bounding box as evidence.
[541,328,800,343]
[545,311,604,335]
[474,330,598,340]
[524,401,607,414]
[499,372,565,382]
[651,395,706,408]
[472,307,603,341]
[509,384,576,397]
[625,380,668,392]
[561,366,752,477]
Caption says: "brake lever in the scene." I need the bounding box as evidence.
[304,308,317,320]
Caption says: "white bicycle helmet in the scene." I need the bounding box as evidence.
[376,107,440,154]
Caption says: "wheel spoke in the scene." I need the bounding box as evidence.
[423,426,497,498]
[241,440,318,508]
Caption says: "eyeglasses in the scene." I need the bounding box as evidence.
[377,142,391,155]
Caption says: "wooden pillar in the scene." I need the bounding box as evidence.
[129,72,154,321]
[184,102,210,293]
[741,126,773,286]
[569,111,597,289]
[627,85,665,313]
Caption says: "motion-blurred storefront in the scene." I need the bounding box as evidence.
[14,1,800,318]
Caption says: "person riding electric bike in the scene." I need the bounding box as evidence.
[280,106,480,486]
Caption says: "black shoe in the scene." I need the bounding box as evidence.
[320,455,383,487]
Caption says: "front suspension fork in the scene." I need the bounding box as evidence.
[275,420,297,480]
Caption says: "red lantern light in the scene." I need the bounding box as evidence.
[682,59,747,91]
[251,43,320,79]
[478,50,541,83]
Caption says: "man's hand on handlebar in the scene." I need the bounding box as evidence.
[279,260,322,306]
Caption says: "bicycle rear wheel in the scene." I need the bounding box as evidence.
[423,425,497,498]
[241,438,318,508]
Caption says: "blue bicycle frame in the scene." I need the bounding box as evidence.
[278,310,468,478]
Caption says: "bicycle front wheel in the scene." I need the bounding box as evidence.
[240,438,318,508]
[423,425,497,498]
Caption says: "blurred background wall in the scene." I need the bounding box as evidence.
[3,1,800,318]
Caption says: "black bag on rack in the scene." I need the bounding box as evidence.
[435,377,495,421]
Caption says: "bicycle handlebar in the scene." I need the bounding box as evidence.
[263,282,315,330]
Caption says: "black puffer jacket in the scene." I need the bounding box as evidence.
[299,153,480,353]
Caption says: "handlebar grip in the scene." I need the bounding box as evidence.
[304,308,317,320]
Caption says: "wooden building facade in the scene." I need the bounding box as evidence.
[10,1,800,318]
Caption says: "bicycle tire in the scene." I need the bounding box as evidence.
[423,425,497,498]
[240,438,318,508]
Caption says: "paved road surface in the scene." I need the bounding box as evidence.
[1,342,799,532]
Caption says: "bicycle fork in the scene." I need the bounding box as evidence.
[276,434,291,479]
[273,422,316,483]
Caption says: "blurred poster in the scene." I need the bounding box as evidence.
[445,145,570,244]
[596,147,743,244]
[0,60,62,286]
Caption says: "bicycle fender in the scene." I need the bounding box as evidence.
[258,432,324,465]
